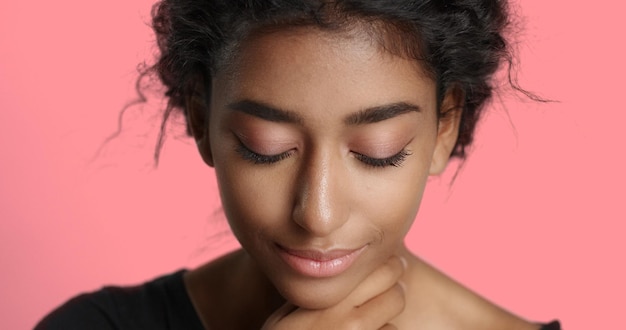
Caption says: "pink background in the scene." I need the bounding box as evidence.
[1,1,624,329]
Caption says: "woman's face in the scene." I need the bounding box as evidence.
[192,28,459,309]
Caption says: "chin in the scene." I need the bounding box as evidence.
[275,276,355,309]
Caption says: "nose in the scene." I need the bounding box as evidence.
[291,150,349,237]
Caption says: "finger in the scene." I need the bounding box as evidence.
[379,324,398,330]
[355,282,406,328]
[347,255,406,306]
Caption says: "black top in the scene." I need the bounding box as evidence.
[35,270,561,330]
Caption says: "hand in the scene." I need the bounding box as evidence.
[261,256,407,330]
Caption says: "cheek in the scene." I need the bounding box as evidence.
[354,147,434,239]
[209,120,293,238]
[374,175,428,233]
[213,155,294,238]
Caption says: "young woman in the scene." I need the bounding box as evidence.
[36,0,560,329]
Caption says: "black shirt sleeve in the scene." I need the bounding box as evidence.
[35,291,122,330]
[540,320,562,330]
[34,270,204,330]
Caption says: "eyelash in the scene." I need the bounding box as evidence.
[236,143,294,165]
[353,149,412,168]
[236,141,411,168]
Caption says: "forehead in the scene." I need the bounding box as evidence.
[213,27,437,120]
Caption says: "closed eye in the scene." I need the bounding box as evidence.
[234,135,412,168]
[353,149,412,168]
[235,141,294,165]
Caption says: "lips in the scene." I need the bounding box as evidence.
[276,244,367,278]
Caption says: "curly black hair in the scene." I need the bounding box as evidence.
[147,0,519,162]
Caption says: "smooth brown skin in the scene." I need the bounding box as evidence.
[184,27,541,329]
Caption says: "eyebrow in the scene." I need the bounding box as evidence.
[227,100,420,125]
[344,102,421,125]
[228,100,304,124]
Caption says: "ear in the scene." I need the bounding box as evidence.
[185,76,214,167]
[429,88,463,175]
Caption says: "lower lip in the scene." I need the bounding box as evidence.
[276,245,367,278]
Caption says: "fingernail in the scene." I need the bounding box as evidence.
[398,280,407,293]
[399,256,408,270]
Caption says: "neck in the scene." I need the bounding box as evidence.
[185,249,284,329]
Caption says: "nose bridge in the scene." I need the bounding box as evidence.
[292,148,348,237]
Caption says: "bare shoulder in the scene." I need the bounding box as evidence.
[394,255,541,330]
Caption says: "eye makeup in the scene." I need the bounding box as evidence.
[235,141,295,165]
[234,135,413,168]
[228,114,300,164]
[229,113,417,168]
[353,149,412,168]
[347,133,415,169]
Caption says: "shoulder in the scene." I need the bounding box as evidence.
[540,321,562,330]
[35,289,123,330]
[400,256,557,330]
[35,270,202,330]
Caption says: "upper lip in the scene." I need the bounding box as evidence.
[277,244,365,261]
